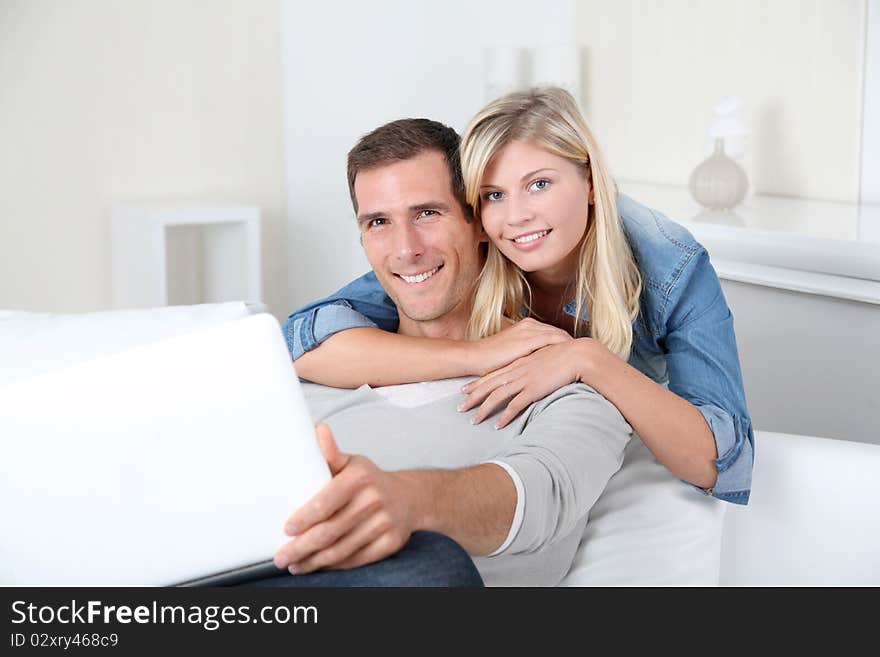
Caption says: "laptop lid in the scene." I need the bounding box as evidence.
[0,313,330,585]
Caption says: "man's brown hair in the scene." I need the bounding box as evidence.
[346,118,470,219]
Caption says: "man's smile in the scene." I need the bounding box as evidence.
[394,264,443,285]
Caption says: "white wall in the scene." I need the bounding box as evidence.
[862,0,880,202]
[576,0,866,202]
[281,0,578,311]
[3,0,871,325]
[0,0,287,317]
[282,0,872,313]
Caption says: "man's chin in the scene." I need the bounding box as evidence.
[397,305,447,323]
[380,290,437,323]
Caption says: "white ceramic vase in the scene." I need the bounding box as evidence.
[688,138,749,210]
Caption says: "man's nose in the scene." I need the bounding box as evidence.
[392,223,425,259]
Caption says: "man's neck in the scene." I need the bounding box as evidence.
[396,303,471,341]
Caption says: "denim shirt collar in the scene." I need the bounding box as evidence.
[520,300,588,321]
[519,300,590,322]
[562,301,582,319]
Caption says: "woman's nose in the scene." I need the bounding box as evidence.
[504,194,534,227]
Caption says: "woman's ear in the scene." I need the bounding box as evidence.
[584,167,595,205]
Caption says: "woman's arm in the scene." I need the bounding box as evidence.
[283,271,400,363]
[574,341,719,489]
[285,271,569,387]
[295,320,573,388]
[457,340,717,489]
[295,328,471,387]
[460,251,754,502]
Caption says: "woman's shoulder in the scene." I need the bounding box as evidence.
[616,193,707,294]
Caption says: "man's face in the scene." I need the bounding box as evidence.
[354,150,485,336]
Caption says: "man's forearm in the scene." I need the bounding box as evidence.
[391,463,517,556]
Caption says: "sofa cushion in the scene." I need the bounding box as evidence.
[559,436,727,586]
[0,302,256,385]
[720,431,880,585]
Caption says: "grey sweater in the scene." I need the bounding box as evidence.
[302,381,632,586]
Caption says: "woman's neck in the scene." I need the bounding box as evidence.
[526,281,575,334]
[528,272,571,298]
[527,238,581,295]
[527,252,578,301]
[525,251,580,334]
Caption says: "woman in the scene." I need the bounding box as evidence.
[285,87,753,504]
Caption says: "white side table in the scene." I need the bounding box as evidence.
[110,202,261,309]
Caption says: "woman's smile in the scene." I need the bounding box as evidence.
[509,228,552,250]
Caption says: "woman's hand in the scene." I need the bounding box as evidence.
[460,338,600,429]
[467,318,572,376]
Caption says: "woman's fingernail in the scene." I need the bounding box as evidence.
[494,423,501,430]
[274,553,289,569]
[457,403,465,412]
[288,564,300,575]
[284,523,297,535]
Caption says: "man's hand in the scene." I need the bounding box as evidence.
[469,317,572,376]
[273,424,417,574]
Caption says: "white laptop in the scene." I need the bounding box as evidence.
[0,313,330,586]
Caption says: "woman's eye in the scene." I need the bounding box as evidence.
[530,179,550,192]
[485,191,503,202]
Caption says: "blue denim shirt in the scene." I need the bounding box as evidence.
[282,194,755,505]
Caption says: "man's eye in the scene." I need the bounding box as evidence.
[368,218,388,228]
[529,179,550,192]
[417,210,437,219]
[484,191,503,202]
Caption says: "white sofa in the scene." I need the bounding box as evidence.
[720,430,880,585]
[2,302,879,586]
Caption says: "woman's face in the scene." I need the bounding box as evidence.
[478,139,591,287]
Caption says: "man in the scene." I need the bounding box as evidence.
[262,119,631,587]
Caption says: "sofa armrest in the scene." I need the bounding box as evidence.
[720,431,880,585]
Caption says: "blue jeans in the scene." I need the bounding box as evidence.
[241,531,483,588]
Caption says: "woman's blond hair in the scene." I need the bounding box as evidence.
[461,87,642,360]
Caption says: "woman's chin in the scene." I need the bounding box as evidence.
[499,249,550,273]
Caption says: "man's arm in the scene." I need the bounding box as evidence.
[392,464,516,555]
[275,383,632,574]
[272,424,516,574]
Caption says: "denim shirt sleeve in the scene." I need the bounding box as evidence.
[281,271,400,360]
[662,248,755,505]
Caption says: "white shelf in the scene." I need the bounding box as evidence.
[111,202,262,309]
[619,182,880,287]
[712,259,880,306]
